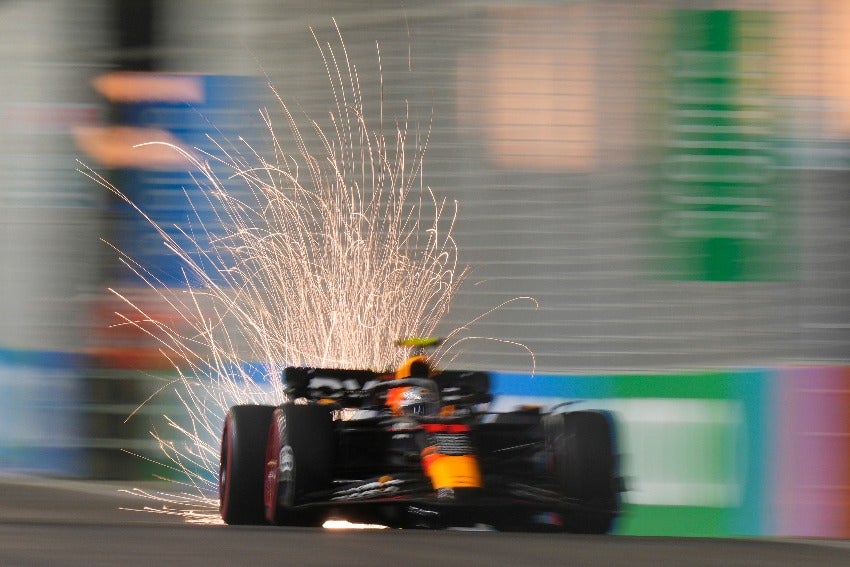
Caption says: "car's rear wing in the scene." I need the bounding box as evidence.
[283,366,492,408]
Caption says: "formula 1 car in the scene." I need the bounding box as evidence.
[218,339,622,532]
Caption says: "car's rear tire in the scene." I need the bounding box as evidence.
[264,404,334,526]
[543,410,619,534]
[219,405,276,525]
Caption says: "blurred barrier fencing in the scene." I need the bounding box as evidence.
[0,346,183,480]
[83,367,185,480]
[0,349,87,477]
[492,366,850,537]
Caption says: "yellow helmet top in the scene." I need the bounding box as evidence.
[395,336,442,349]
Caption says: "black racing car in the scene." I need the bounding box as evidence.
[218,347,622,532]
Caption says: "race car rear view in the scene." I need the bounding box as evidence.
[219,341,623,532]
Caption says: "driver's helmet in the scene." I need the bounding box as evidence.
[387,385,439,416]
[395,355,431,380]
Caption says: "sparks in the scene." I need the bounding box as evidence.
[79,23,532,524]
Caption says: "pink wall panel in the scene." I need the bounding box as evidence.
[775,367,850,537]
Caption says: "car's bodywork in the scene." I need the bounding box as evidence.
[219,350,623,532]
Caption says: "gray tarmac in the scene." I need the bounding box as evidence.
[1,475,848,566]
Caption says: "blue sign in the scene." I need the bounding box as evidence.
[111,75,265,287]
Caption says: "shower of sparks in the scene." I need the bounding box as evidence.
[79,24,534,524]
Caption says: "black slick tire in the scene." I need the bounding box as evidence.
[543,410,619,534]
[219,404,275,525]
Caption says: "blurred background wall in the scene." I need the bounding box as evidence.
[0,0,848,536]
[0,0,107,476]
[152,0,849,374]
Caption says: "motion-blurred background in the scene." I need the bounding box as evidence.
[1,0,848,537]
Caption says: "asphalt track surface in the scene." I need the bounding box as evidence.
[2,475,849,567]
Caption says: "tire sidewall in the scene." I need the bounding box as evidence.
[219,405,276,525]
